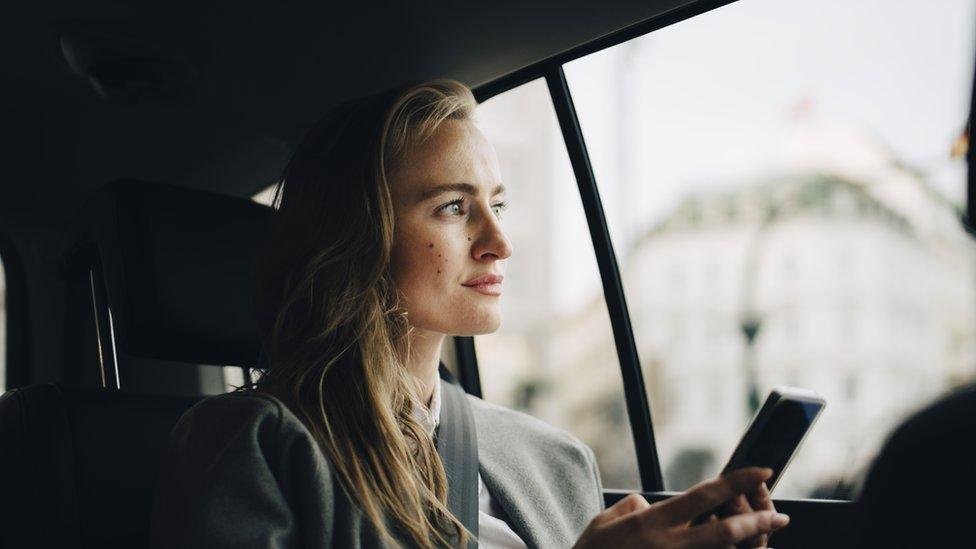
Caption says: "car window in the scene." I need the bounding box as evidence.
[475,78,641,489]
[565,0,976,498]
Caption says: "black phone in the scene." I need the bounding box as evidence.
[691,387,825,524]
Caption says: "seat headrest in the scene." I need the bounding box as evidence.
[66,179,272,366]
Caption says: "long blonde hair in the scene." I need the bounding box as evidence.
[251,80,477,548]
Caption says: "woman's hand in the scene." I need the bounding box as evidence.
[711,472,778,548]
[572,468,789,549]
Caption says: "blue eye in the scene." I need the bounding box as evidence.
[438,196,466,216]
[492,201,509,219]
[436,196,509,219]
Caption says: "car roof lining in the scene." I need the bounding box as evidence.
[1,0,702,234]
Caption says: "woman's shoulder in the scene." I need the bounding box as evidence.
[180,389,290,420]
[152,393,337,548]
[167,390,322,462]
[176,390,296,429]
[463,392,594,457]
[462,391,605,511]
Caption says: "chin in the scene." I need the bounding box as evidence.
[450,314,502,337]
[415,304,502,337]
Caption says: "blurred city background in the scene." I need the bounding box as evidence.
[473,0,976,498]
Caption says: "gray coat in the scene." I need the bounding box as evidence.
[149,382,605,548]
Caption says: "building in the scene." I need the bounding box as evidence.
[548,122,976,496]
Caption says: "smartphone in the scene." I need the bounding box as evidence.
[692,387,825,524]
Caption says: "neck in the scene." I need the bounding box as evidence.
[404,328,445,408]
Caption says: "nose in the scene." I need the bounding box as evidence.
[470,206,513,262]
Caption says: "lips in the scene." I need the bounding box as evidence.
[462,273,504,286]
[462,273,503,296]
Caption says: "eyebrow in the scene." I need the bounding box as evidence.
[417,182,506,202]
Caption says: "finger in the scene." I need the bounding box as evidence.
[739,485,776,549]
[735,502,769,549]
[593,493,650,526]
[718,495,759,549]
[648,468,773,525]
[748,482,775,513]
[736,532,768,549]
[678,510,789,549]
[719,494,753,518]
[739,485,778,549]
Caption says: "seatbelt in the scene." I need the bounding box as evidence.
[435,375,480,548]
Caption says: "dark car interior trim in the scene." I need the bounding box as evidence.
[0,234,30,390]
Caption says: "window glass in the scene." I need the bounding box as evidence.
[0,255,5,393]
[475,79,640,489]
[566,0,976,498]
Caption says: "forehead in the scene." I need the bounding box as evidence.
[391,119,503,200]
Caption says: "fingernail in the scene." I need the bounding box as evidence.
[772,513,790,528]
[761,467,774,478]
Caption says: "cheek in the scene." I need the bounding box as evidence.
[428,242,442,274]
[393,236,457,289]
[426,241,457,277]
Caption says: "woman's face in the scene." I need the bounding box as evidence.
[389,118,513,336]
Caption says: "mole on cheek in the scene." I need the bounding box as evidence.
[467,237,471,241]
[428,243,434,248]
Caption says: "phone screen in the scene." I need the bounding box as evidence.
[690,389,824,526]
[728,398,824,489]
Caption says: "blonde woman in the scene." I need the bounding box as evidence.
[149,80,788,548]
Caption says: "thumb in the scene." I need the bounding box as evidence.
[593,493,650,527]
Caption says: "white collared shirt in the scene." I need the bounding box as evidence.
[413,380,528,549]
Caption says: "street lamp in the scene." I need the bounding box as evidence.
[739,310,763,414]
[738,190,794,414]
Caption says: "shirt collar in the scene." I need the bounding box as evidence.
[412,378,442,437]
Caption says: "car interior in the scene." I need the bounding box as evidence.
[2,1,974,547]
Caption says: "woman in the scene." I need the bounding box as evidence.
[149,79,788,548]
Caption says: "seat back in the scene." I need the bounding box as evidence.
[62,179,272,391]
[0,384,201,549]
[1,180,272,548]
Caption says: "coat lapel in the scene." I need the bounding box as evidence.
[435,380,480,548]
[474,416,546,549]
[437,373,601,549]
